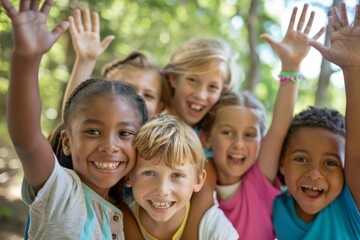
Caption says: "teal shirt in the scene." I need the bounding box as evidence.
[273,184,360,240]
[193,125,213,158]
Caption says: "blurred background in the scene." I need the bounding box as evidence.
[0,0,357,239]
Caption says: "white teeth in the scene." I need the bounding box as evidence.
[150,200,172,208]
[230,154,245,159]
[190,103,203,111]
[302,185,323,192]
[93,162,120,170]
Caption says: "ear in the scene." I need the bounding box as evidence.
[169,73,177,89]
[193,169,207,192]
[199,129,211,150]
[155,101,165,114]
[124,173,132,187]
[61,130,71,156]
[222,83,229,92]
[279,159,286,176]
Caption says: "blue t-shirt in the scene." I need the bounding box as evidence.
[193,125,213,158]
[273,184,360,240]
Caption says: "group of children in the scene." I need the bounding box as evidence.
[1,0,359,239]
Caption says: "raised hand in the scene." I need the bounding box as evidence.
[68,8,115,61]
[261,4,325,71]
[1,0,68,56]
[309,3,360,69]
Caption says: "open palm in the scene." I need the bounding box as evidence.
[2,0,68,56]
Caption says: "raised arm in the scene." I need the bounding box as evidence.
[258,4,325,183]
[309,3,360,209]
[2,0,68,190]
[62,8,114,113]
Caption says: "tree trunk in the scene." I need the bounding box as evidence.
[315,0,342,106]
[244,0,260,94]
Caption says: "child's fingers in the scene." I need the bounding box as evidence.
[308,39,330,59]
[100,35,116,50]
[74,9,84,33]
[339,3,349,27]
[39,0,53,16]
[68,16,78,38]
[260,34,279,51]
[296,4,309,32]
[92,12,99,33]
[354,5,360,27]
[287,6,298,31]
[30,0,40,11]
[303,11,315,35]
[311,27,325,41]
[19,0,30,12]
[51,21,69,41]
[331,7,342,31]
[1,0,18,19]
[328,16,335,36]
[83,8,91,32]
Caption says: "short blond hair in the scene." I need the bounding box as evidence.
[162,37,239,91]
[133,114,205,174]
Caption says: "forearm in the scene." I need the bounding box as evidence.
[62,56,96,113]
[182,161,216,239]
[7,52,43,149]
[343,67,360,208]
[258,71,299,182]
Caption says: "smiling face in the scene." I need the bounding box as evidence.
[109,67,164,117]
[62,95,141,197]
[280,127,345,222]
[169,62,226,127]
[202,106,261,185]
[129,156,205,224]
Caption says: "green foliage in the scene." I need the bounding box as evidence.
[0,0,346,145]
[0,207,13,219]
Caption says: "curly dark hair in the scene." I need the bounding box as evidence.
[280,106,345,160]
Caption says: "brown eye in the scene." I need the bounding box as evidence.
[86,129,100,135]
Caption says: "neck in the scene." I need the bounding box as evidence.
[295,202,316,223]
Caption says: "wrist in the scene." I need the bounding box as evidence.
[74,56,97,67]
[12,51,42,62]
[278,71,303,85]
[281,65,300,72]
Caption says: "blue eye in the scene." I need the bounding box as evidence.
[144,171,155,176]
[172,172,185,178]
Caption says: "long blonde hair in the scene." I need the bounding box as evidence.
[162,37,239,92]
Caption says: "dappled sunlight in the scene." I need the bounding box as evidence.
[0,145,27,240]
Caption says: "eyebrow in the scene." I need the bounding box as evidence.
[81,119,138,128]
[292,149,342,159]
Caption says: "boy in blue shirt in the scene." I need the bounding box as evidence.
[273,3,360,239]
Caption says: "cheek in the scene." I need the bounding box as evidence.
[210,135,226,150]
[330,170,345,193]
[207,92,221,106]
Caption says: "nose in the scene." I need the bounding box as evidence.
[193,85,207,100]
[98,136,119,154]
[232,136,245,150]
[153,177,171,196]
[305,165,323,180]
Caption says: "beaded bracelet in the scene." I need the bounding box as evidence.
[278,71,303,85]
